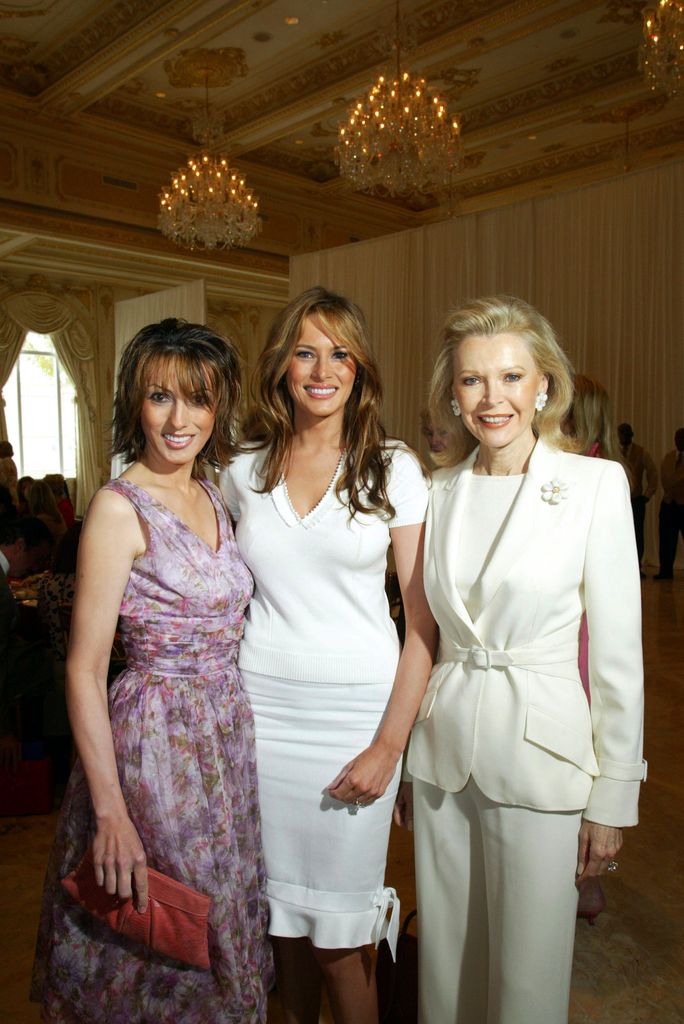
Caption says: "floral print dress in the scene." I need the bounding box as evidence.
[31,478,273,1024]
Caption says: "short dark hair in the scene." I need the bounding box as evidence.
[0,516,54,549]
[111,318,242,473]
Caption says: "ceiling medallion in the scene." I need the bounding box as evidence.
[640,0,683,97]
[158,53,259,251]
[164,47,248,88]
[336,0,463,197]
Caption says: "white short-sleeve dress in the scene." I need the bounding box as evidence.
[221,444,427,954]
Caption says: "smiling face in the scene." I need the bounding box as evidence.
[139,364,216,470]
[285,315,357,428]
[452,331,547,464]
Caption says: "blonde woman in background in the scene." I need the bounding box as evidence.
[565,374,621,461]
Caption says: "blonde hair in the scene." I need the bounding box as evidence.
[567,374,620,461]
[429,295,575,467]
[244,286,396,518]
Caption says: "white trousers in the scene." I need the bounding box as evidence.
[413,777,582,1024]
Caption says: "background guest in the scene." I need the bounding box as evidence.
[28,480,67,543]
[419,408,452,461]
[44,474,76,529]
[16,475,33,517]
[618,422,657,572]
[0,484,18,524]
[37,522,83,782]
[0,440,18,501]
[564,373,620,460]
[655,427,684,580]
[0,518,54,771]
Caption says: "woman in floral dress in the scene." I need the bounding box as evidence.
[31,318,272,1024]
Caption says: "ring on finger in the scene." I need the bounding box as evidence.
[607,860,619,872]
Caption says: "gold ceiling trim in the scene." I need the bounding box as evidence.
[164,47,248,89]
[458,118,684,197]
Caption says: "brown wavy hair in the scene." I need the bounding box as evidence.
[244,286,395,518]
[429,295,576,467]
[111,318,241,475]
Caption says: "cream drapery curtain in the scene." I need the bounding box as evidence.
[0,291,99,515]
[290,160,684,564]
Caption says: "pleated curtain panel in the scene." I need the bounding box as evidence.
[0,291,99,516]
[290,159,684,566]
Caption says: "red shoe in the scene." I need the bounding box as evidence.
[576,877,606,924]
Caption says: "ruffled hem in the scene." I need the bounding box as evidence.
[266,880,400,958]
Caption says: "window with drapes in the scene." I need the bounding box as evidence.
[4,332,78,478]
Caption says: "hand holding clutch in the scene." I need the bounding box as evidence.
[61,847,211,970]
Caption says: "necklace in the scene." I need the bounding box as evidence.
[283,449,345,524]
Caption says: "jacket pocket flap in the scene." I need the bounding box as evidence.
[525,705,599,775]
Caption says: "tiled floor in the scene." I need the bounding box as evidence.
[2,574,682,1023]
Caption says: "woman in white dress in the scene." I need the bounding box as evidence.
[221,286,436,1024]
[400,295,646,1024]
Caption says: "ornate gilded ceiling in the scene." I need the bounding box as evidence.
[0,0,682,290]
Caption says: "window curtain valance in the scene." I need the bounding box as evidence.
[0,290,99,515]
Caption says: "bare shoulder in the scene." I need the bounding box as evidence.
[81,485,145,558]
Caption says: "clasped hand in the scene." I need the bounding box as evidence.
[327,742,401,806]
[92,814,149,913]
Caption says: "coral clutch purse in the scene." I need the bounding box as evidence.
[61,847,211,969]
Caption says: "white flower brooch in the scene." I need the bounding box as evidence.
[541,479,568,505]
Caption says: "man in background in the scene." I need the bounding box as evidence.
[655,428,684,580]
[618,422,657,574]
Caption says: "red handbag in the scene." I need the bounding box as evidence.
[61,847,211,969]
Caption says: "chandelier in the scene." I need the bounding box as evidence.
[336,1,462,196]
[158,71,259,251]
[640,0,683,98]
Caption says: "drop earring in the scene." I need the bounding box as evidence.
[450,397,461,417]
[535,391,548,412]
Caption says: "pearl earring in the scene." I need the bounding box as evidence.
[535,391,548,412]
[450,397,461,417]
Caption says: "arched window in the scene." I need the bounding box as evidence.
[4,332,78,478]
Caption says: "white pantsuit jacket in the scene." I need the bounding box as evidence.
[407,440,646,826]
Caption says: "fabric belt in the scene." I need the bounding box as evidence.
[424,633,579,719]
[446,640,578,670]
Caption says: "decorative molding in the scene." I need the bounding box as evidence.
[581,95,669,123]
[599,1,643,25]
[317,31,347,49]
[462,51,639,133]
[458,118,684,197]
[163,47,249,89]
[544,56,579,74]
[0,35,37,59]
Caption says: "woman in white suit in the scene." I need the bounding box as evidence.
[401,296,646,1024]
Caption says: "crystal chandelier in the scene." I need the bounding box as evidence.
[337,1,462,196]
[158,75,259,251]
[640,0,683,98]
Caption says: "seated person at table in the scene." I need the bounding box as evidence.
[0,484,18,524]
[44,474,76,529]
[28,480,67,543]
[0,518,55,770]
